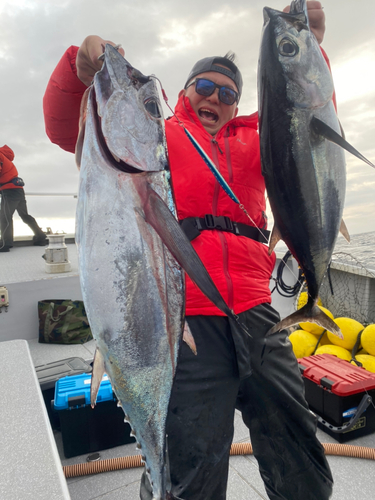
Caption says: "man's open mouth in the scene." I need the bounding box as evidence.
[199,108,218,123]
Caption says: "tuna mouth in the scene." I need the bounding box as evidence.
[92,88,142,174]
[198,108,218,123]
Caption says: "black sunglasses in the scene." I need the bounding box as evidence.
[187,78,239,105]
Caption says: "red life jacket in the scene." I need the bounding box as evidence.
[166,96,275,315]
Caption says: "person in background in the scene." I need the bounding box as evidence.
[43,2,334,499]
[0,145,47,252]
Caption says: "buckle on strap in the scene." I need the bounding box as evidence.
[204,214,238,234]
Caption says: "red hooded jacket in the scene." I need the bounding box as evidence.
[43,46,277,316]
[0,145,22,191]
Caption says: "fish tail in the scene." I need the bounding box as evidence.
[266,303,343,339]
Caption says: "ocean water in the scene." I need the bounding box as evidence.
[275,230,375,272]
[333,231,375,271]
[14,216,375,271]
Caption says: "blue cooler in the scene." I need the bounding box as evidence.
[54,373,135,458]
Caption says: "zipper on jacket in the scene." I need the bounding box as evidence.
[224,128,233,183]
[211,140,221,215]
[210,138,234,311]
[211,138,223,155]
[218,232,234,310]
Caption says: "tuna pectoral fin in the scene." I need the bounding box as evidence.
[310,116,375,168]
[143,184,234,319]
[266,303,343,339]
[91,348,106,408]
[340,219,350,242]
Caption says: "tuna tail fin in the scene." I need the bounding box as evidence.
[310,116,375,169]
[266,302,343,339]
[90,347,106,408]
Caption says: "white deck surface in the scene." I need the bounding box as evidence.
[1,243,375,499]
[27,328,375,500]
[1,237,79,285]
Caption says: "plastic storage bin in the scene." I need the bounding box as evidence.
[298,354,375,442]
[54,372,135,458]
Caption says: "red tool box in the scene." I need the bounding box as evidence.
[298,354,375,442]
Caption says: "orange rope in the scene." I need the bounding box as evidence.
[63,441,375,479]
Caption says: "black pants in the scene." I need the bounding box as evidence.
[0,188,44,245]
[140,304,333,500]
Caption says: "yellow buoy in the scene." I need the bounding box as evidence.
[327,317,364,350]
[299,306,334,335]
[318,332,331,346]
[360,324,375,356]
[351,354,375,373]
[315,344,352,362]
[289,330,319,358]
[356,348,368,355]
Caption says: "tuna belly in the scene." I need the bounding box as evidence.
[77,162,183,498]
[271,108,345,294]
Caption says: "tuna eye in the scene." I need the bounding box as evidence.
[278,38,298,57]
[144,98,161,118]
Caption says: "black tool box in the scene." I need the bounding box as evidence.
[298,354,375,442]
[53,372,135,458]
[35,357,92,430]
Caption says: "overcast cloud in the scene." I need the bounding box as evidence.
[0,0,374,236]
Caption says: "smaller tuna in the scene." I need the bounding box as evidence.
[258,0,374,337]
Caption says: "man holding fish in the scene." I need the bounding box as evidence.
[44,1,335,499]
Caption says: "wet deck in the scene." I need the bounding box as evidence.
[25,338,375,500]
[1,242,375,499]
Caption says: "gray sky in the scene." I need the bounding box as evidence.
[1,0,374,236]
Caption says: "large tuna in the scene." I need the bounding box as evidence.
[258,0,374,337]
[75,44,241,500]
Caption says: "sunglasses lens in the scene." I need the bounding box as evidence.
[195,79,238,105]
[219,88,237,105]
[196,79,215,96]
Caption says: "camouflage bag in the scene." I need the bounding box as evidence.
[38,299,93,344]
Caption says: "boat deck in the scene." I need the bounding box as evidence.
[1,243,375,499]
[32,338,375,499]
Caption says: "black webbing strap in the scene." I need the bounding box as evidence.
[0,177,24,187]
[180,215,270,244]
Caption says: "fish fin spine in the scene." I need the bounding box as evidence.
[90,347,106,407]
[182,321,197,355]
[268,224,282,255]
[339,219,350,242]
